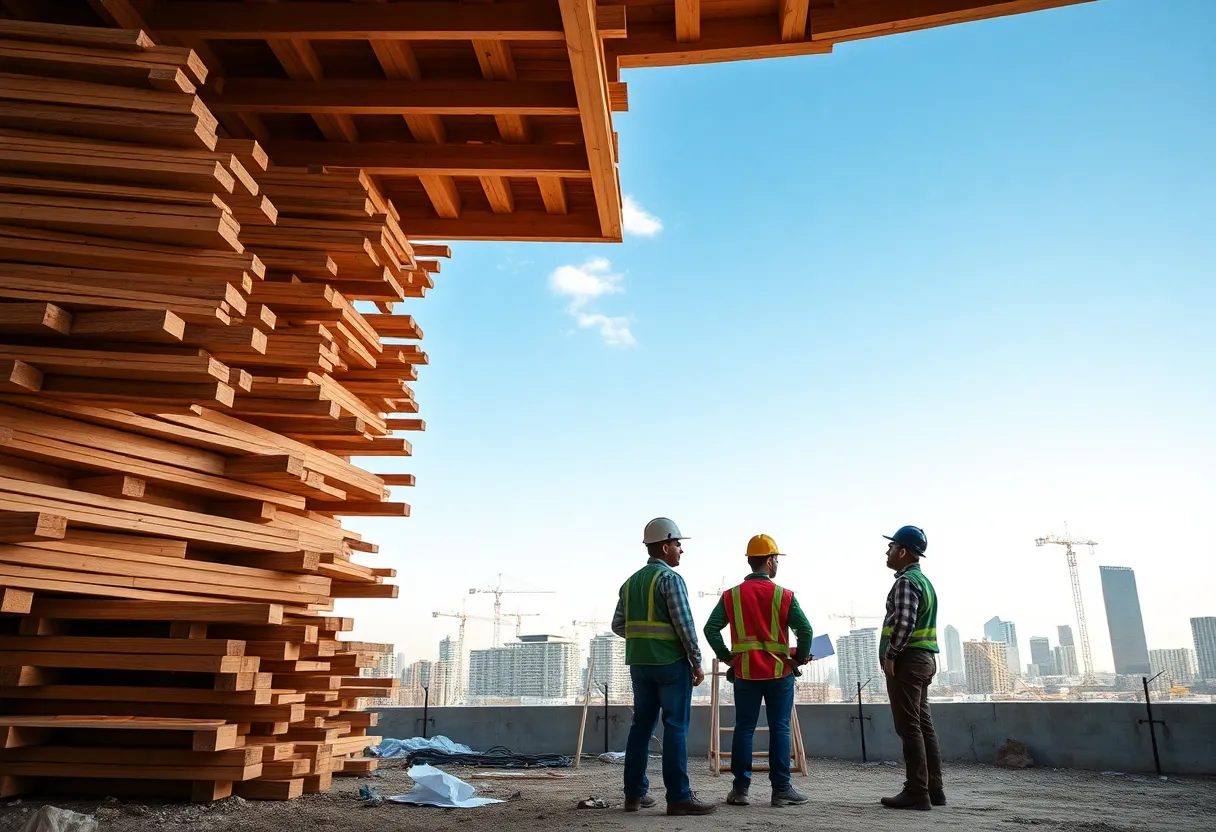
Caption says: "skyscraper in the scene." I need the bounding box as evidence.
[964,641,1012,695]
[1029,636,1055,677]
[984,616,1021,675]
[589,632,629,702]
[439,635,465,705]
[1057,625,1080,676]
[1099,566,1151,675]
[1149,649,1196,692]
[944,625,964,675]
[468,635,581,701]
[1191,617,1216,681]
[837,628,885,701]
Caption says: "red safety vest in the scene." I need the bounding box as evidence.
[723,579,794,680]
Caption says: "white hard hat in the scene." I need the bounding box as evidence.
[643,517,688,546]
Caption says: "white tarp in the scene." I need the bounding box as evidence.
[20,807,98,832]
[387,764,503,808]
[367,736,474,759]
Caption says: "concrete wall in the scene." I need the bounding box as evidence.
[371,703,1216,775]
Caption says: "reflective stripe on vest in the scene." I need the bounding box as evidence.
[724,579,793,680]
[624,570,677,641]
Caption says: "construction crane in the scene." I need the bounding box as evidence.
[829,612,883,631]
[572,618,610,636]
[502,611,541,639]
[470,574,555,648]
[432,608,495,705]
[1035,524,1099,687]
[698,576,728,599]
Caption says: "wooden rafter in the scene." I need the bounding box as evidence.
[675,0,700,43]
[205,79,580,116]
[263,142,591,178]
[150,1,567,41]
[779,0,811,43]
[470,36,523,215]
[403,209,604,242]
[810,0,1095,43]
[558,0,621,240]
[610,18,833,69]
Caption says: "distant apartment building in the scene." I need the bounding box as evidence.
[1191,617,1216,682]
[398,659,448,706]
[1057,625,1080,676]
[438,635,464,705]
[1099,566,1151,675]
[1149,649,1196,692]
[943,625,964,675]
[984,617,1021,675]
[964,641,1013,695]
[837,628,885,701]
[468,634,581,702]
[794,682,831,703]
[1029,636,1055,677]
[363,651,400,707]
[588,632,629,702]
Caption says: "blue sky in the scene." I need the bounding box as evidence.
[344,0,1215,674]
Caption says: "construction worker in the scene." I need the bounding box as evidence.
[611,517,716,816]
[878,525,945,811]
[703,534,813,807]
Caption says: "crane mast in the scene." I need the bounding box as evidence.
[1035,525,1099,687]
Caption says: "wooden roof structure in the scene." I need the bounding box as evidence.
[3,1,1096,244]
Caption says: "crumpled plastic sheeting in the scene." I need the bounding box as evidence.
[20,806,98,832]
[386,764,503,807]
[368,736,474,759]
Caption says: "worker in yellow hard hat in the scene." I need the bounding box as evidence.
[703,534,814,807]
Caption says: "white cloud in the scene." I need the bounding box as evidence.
[547,257,622,310]
[622,196,663,237]
[547,258,636,348]
[575,312,636,348]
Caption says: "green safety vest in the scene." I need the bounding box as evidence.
[878,566,939,659]
[620,562,686,666]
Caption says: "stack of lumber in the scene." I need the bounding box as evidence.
[0,20,443,801]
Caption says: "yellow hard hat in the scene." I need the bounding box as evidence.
[745,534,783,558]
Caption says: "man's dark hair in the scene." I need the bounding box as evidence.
[747,555,772,573]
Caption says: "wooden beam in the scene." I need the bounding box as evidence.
[608,81,628,112]
[86,0,152,31]
[207,80,578,116]
[610,18,833,69]
[402,209,605,242]
[538,177,568,215]
[150,1,566,41]
[780,0,811,43]
[596,5,628,39]
[675,0,701,43]
[264,142,590,177]
[558,0,622,240]
[419,176,461,220]
[469,37,522,212]
[809,0,1094,43]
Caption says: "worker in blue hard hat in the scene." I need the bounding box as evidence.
[878,525,945,811]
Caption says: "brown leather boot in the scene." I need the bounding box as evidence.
[623,794,656,812]
[881,791,932,810]
[667,793,718,815]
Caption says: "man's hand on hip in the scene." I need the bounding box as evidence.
[692,665,705,686]
[882,656,896,677]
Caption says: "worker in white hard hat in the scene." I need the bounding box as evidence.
[611,517,716,816]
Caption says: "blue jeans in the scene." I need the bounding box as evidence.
[624,661,692,804]
[731,674,796,792]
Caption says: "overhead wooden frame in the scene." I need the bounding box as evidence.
[3,0,1099,244]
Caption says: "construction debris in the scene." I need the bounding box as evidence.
[996,738,1035,768]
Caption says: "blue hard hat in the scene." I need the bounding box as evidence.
[883,525,928,556]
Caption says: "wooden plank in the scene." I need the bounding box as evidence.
[780,0,811,42]
[610,18,833,69]
[0,510,65,542]
[0,586,31,615]
[0,636,245,656]
[206,80,579,116]
[0,359,42,393]
[0,760,260,781]
[0,650,250,674]
[0,301,72,335]
[675,0,701,42]
[264,141,590,177]
[808,0,1092,44]
[152,2,566,41]
[27,599,283,624]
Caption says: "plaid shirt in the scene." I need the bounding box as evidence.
[882,564,924,660]
[612,558,703,666]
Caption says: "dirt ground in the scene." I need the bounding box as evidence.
[0,758,1213,832]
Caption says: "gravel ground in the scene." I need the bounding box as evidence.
[0,759,1212,831]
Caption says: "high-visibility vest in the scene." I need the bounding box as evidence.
[621,562,685,666]
[879,566,940,659]
[723,578,794,680]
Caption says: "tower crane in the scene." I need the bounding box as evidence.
[1035,524,1099,687]
[502,612,541,639]
[470,574,555,648]
[698,576,728,599]
[828,612,883,631]
[432,608,495,705]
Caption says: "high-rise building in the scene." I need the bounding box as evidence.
[1149,649,1196,692]
[984,616,1021,675]
[399,659,448,706]
[439,635,465,705]
[1029,636,1055,677]
[944,625,964,675]
[468,635,581,702]
[589,632,629,702]
[1191,617,1216,681]
[836,628,885,701]
[1099,566,1151,675]
[964,641,1013,695]
[1057,625,1080,676]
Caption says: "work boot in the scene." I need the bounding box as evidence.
[771,786,808,807]
[623,794,656,812]
[667,793,718,816]
[930,789,947,807]
[725,788,750,806]
[880,791,931,811]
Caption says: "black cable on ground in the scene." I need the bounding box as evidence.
[406,745,573,768]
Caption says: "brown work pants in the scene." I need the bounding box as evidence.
[887,650,943,797]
